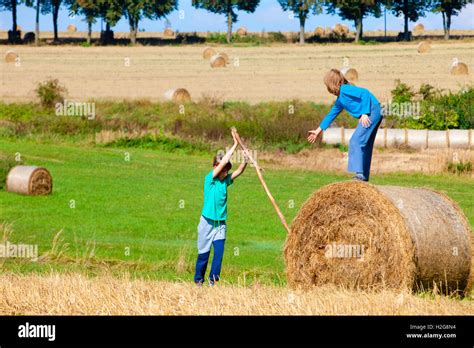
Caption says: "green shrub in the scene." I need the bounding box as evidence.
[268,31,287,42]
[0,153,22,189]
[391,82,473,130]
[391,79,414,103]
[35,78,67,109]
[104,133,210,155]
[447,160,472,175]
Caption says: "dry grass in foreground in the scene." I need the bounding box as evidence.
[0,273,472,315]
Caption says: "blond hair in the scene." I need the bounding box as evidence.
[324,69,349,96]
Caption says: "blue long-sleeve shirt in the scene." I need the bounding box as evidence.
[319,84,380,131]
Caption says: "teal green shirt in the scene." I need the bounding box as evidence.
[201,170,233,221]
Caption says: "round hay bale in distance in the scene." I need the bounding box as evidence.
[163,28,174,37]
[417,41,431,53]
[236,27,247,36]
[67,24,77,33]
[413,23,425,33]
[451,62,469,75]
[314,27,325,36]
[164,88,191,103]
[203,47,216,59]
[4,50,18,63]
[285,181,472,295]
[333,24,349,36]
[217,52,230,64]
[210,54,226,68]
[341,67,359,82]
[6,165,52,195]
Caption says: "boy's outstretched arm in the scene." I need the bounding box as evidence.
[231,152,249,181]
[213,133,239,178]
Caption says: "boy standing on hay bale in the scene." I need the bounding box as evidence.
[194,130,249,286]
[308,69,383,181]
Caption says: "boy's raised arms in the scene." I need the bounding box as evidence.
[231,152,249,181]
[212,133,239,178]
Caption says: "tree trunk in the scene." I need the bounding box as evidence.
[299,16,305,45]
[227,7,232,43]
[53,4,59,42]
[129,17,137,45]
[403,0,409,41]
[87,20,92,44]
[446,10,452,40]
[442,11,448,40]
[35,0,40,46]
[355,16,363,42]
[12,0,17,32]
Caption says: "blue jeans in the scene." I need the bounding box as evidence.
[348,103,383,181]
[194,239,225,283]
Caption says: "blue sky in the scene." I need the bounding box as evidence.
[1,0,473,33]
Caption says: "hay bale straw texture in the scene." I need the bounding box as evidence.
[451,62,469,75]
[4,50,18,63]
[67,24,77,33]
[285,181,472,295]
[164,88,191,103]
[333,24,349,36]
[417,41,431,54]
[210,54,226,68]
[217,52,230,64]
[202,47,216,59]
[6,165,52,195]
[413,23,425,33]
[341,67,359,82]
[236,27,247,36]
[314,27,325,36]
[163,28,174,37]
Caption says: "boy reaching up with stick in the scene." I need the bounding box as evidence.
[194,129,249,286]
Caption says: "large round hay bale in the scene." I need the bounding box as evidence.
[164,88,191,103]
[285,181,472,295]
[236,27,247,36]
[67,24,77,33]
[217,52,230,64]
[210,54,226,68]
[6,165,52,195]
[314,27,325,36]
[163,28,174,37]
[417,41,431,53]
[333,24,349,36]
[341,67,359,82]
[4,50,18,63]
[413,23,425,33]
[203,47,216,60]
[451,62,469,75]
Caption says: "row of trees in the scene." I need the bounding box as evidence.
[0,0,471,45]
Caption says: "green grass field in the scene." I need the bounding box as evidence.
[0,138,472,285]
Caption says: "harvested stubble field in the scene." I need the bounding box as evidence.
[1,41,472,104]
[0,273,472,315]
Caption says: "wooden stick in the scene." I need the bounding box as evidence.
[231,127,291,234]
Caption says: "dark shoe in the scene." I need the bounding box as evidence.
[352,174,368,182]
